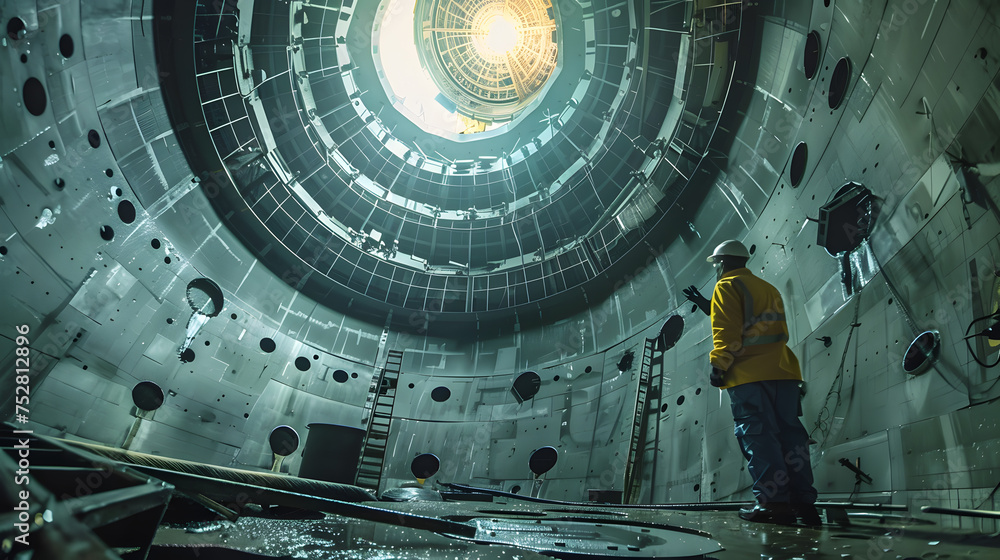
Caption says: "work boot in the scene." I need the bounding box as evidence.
[738,502,795,525]
[791,503,822,526]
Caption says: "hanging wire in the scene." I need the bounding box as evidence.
[964,310,1000,368]
[809,291,863,443]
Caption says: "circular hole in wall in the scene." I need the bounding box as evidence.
[790,142,808,187]
[179,348,196,362]
[88,129,101,148]
[295,357,311,371]
[117,200,136,224]
[828,57,852,109]
[411,453,440,479]
[677,395,685,405]
[151,238,161,249]
[351,372,358,378]
[105,168,114,177]
[99,225,114,241]
[660,404,668,413]
[0,246,7,256]
[132,381,164,411]
[903,330,940,375]
[804,31,821,80]
[186,278,224,317]
[54,178,65,190]
[431,386,451,402]
[23,78,47,116]
[529,446,558,476]
[657,315,684,352]
[259,338,276,353]
[511,371,541,403]
[7,18,26,41]
[584,366,593,373]
[333,369,349,383]
[59,34,74,58]
[269,425,300,456]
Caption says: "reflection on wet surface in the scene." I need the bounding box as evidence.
[150,500,1000,559]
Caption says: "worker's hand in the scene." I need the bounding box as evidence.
[683,285,711,316]
[709,367,725,388]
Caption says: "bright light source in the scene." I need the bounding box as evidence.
[485,15,518,53]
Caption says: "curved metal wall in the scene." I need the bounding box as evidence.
[1,0,1000,528]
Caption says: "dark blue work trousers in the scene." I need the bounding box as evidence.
[728,379,817,505]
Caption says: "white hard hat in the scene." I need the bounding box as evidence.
[707,240,750,262]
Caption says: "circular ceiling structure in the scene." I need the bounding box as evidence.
[160,0,748,334]
[414,0,559,123]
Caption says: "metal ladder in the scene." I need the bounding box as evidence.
[622,337,656,504]
[355,349,403,492]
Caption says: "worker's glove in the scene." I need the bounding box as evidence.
[683,285,711,316]
[709,368,725,388]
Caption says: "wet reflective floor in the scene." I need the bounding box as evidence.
[148,500,1000,559]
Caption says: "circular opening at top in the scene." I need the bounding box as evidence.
[295,356,311,371]
[88,129,101,148]
[790,142,808,187]
[333,369,349,383]
[132,381,165,411]
[484,15,518,54]
[829,57,852,109]
[99,225,114,241]
[431,386,451,402]
[59,34,74,58]
[259,337,276,353]
[804,31,821,80]
[374,0,558,138]
[23,78,47,116]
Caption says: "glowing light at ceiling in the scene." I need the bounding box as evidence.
[482,14,519,55]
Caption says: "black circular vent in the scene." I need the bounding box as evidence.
[804,31,821,80]
[431,386,451,402]
[789,142,808,187]
[829,57,852,109]
[132,381,164,411]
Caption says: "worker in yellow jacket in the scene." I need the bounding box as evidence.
[683,240,819,526]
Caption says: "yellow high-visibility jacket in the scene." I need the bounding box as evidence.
[710,268,801,389]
